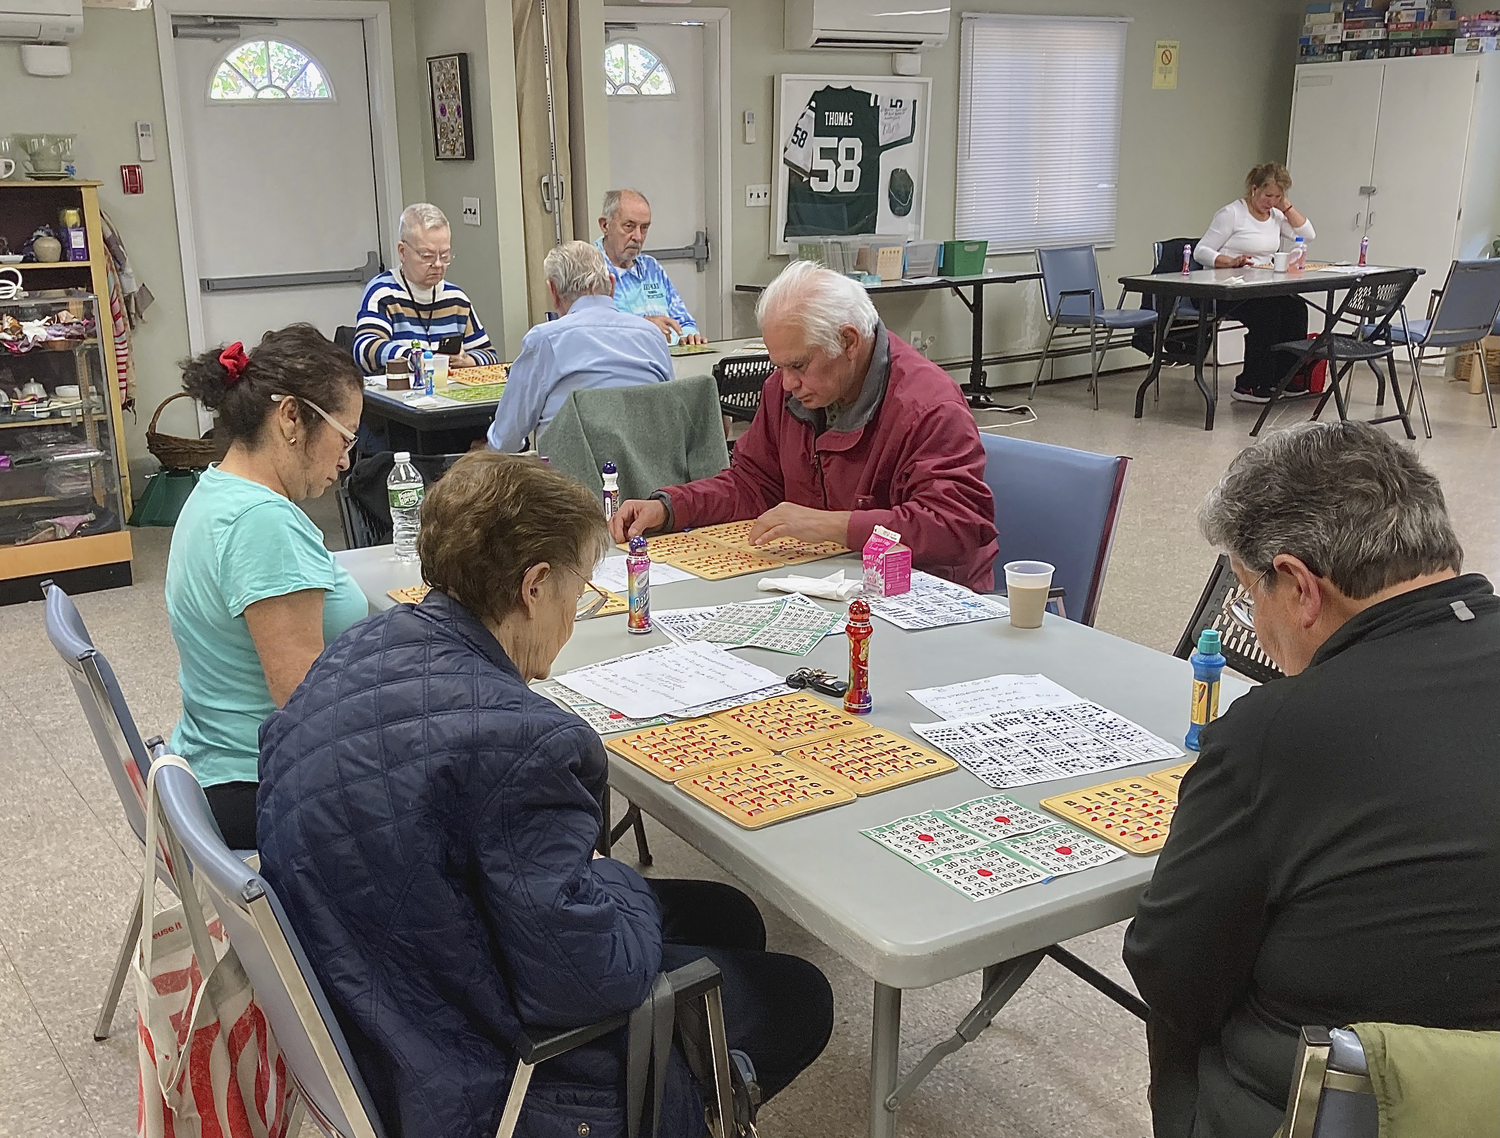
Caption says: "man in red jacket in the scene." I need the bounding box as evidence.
[610,260,999,591]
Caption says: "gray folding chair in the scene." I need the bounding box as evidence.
[1380,259,1500,437]
[1283,1027,1377,1138]
[41,578,169,1041]
[149,759,740,1138]
[1030,245,1159,409]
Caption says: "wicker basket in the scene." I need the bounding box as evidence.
[1453,335,1500,385]
[145,392,229,470]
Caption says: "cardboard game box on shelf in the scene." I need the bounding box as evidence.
[862,525,912,597]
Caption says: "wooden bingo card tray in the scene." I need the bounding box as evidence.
[1040,777,1178,854]
[678,755,855,828]
[782,728,956,795]
[388,584,431,605]
[712,692,867,749]
[690,520,848,566]
[1144,762,1193,793]
[667,546,784,580]
[622,531,725,560]
[606,718,772,781]
[449,362,510,385]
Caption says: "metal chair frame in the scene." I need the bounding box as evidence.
[1251,269,1420,439]
[150,759,740,1138]
[1029,246,1158,410]
[1283,1027,1376,1138]
[1141,239,1246,407]
[1381,260,1500,438]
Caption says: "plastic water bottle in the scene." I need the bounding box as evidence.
[1292,235,1307,272]
[1181,241,1193,275]
[601,461,620,522]
[1185,629,1226,752]
[1359,236,1369,267]
[388,451,424,562]
[626,536,651,633]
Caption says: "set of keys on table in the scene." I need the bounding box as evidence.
[785,668,848,698]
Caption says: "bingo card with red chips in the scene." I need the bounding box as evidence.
[1040,777,1179,853]
[782,728,956,795]
[678,755,855,828]
[712,692,868,749]
[606,718,773,781]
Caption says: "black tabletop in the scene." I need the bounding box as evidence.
[735,270,1040,296]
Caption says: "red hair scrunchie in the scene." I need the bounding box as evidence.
[218,342,249,387]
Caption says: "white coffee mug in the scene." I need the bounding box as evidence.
[1272,251,1290,272]
[0,267,22,300]
[0,158,13,180]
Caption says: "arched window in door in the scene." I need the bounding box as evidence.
[210,39,333,101]
[603,41,675,97]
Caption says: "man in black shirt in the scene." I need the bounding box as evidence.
[1124,421,1500,1138]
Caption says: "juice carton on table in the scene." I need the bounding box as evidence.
[862,525,912,597]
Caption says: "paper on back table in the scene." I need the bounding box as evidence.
[908,673,1079,720]
[556,640,783,719]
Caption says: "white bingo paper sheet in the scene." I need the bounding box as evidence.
[557,641,782,719]
[908,673,1080,720]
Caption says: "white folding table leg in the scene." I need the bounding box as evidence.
[868,983,902,1138]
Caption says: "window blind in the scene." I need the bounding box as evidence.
[955,14,1128,254]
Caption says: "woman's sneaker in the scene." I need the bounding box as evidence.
[1232,385,1271,404]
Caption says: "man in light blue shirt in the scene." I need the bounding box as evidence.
[595,188,707,345]
[487,241,674,452]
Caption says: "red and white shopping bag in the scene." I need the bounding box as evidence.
[133,756,293,1138]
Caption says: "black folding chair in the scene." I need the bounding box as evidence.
[1174,555,1283,685]
[712,353,774,427]
[1251,268,1421,439]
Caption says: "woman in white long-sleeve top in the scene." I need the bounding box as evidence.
[1194,163,1317,404]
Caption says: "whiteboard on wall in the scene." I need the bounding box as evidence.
[771,73,931,256]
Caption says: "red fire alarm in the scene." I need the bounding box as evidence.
[121,164,144,195]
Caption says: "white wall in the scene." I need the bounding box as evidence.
[721,0,1308,384]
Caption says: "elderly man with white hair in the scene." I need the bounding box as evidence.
[611,260,998,591]
[353,203,500,375]
[486,240,673,452]
[596,188,707,345]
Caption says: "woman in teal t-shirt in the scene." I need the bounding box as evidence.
[166,324,369,848]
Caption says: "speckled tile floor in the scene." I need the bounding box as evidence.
[0,363,1494,1138]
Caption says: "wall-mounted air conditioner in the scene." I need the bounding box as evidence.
[0,0,83,42]
[785,0,950,52]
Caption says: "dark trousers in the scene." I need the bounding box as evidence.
[653,879,833,1102]
[1227,295,1309,392]
[204,780,259,850]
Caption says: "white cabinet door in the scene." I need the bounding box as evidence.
[1287,63,1384,264]
[1368,55,1478,280]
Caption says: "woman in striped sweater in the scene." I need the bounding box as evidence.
[353,202,499,375]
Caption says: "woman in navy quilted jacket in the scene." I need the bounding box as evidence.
[257,452,832,1138]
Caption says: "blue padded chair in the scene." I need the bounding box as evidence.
[42,579,162,1041]
[980,434,1130,627]
[150,759,740,1138]
[1375,259,1500,437]
[1283,1027,1377,1138]
[1030,245,1160,410]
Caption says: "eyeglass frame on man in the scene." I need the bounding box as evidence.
[270,393,359,454]
[1226,567,1271,632]
[412,250,455,267]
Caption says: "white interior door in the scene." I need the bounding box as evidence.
[173,19,382,350]
[1367,56,1477,279]
[604,21,719,337]
[1287,63,1384,265]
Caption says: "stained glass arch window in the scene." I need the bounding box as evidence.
[210,39,333,101]
[603,41,675,97]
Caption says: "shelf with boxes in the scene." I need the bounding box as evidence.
[1298,1,1491,62]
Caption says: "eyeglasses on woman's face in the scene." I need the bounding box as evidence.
[271,393,358,455]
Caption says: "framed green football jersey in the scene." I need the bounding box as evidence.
[773,74,931,254]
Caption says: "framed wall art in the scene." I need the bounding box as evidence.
[771,74,932,255]
[427,53,475,161]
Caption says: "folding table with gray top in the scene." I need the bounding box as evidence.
[1119,264,1420,431]
[336,548,1250,1138]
